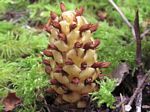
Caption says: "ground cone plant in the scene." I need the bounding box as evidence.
[43,3,110,108]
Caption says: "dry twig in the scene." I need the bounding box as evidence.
[108,0,136,39]
[133,11,144,112]
[109,0,150,40]
[140,28,150,38]
[116,98,126,108]
[43,98,51,112]
[120,93,125,112]
[142,105,150,109]
[127,71,149,106]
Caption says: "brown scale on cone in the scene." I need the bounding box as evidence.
[91,62,110,68]
[60,2,66,12]
[51,21,61,30]
[74,42,83,48]
[65,59,74,65]
[81,62,87,70]
[75,7,84,16]
[83,39,100,50]
[79,24,91,33]
[43,59,50,66]
[42,3,110,108]
[70,23,77,31]
[43,49,53,57]
[55,65,63,73]
[50,11,57,20]
[58,33,67,43]
[45,66,51,74]
[89,24,99,32]
[47,44,58,51]
[44,25,51,33]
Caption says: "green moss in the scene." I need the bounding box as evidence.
[91,77,116,108]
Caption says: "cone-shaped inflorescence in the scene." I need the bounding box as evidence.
[43,3,110,108]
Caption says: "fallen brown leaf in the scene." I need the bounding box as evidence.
[111,62,130,86]
[2,92,21,112]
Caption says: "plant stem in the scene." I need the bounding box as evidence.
[134,11,144,112]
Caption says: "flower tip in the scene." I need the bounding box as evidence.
[75,7,84,16]
[50,11,57,20]
[60,2,66,12]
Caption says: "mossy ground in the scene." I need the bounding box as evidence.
[0,0,149,111]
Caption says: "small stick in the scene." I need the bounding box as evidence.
[109,0,150,39]
[126,71,150,107]
[120,93,125,112]
[116,98,126,108]
[134,11,144,112]
[142,105,150,109]
[108,0,132,28]
[43,98,51,112]
[140,28,150,38]
[108,0,136,39]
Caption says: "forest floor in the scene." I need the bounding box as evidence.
[0,0,150,112]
